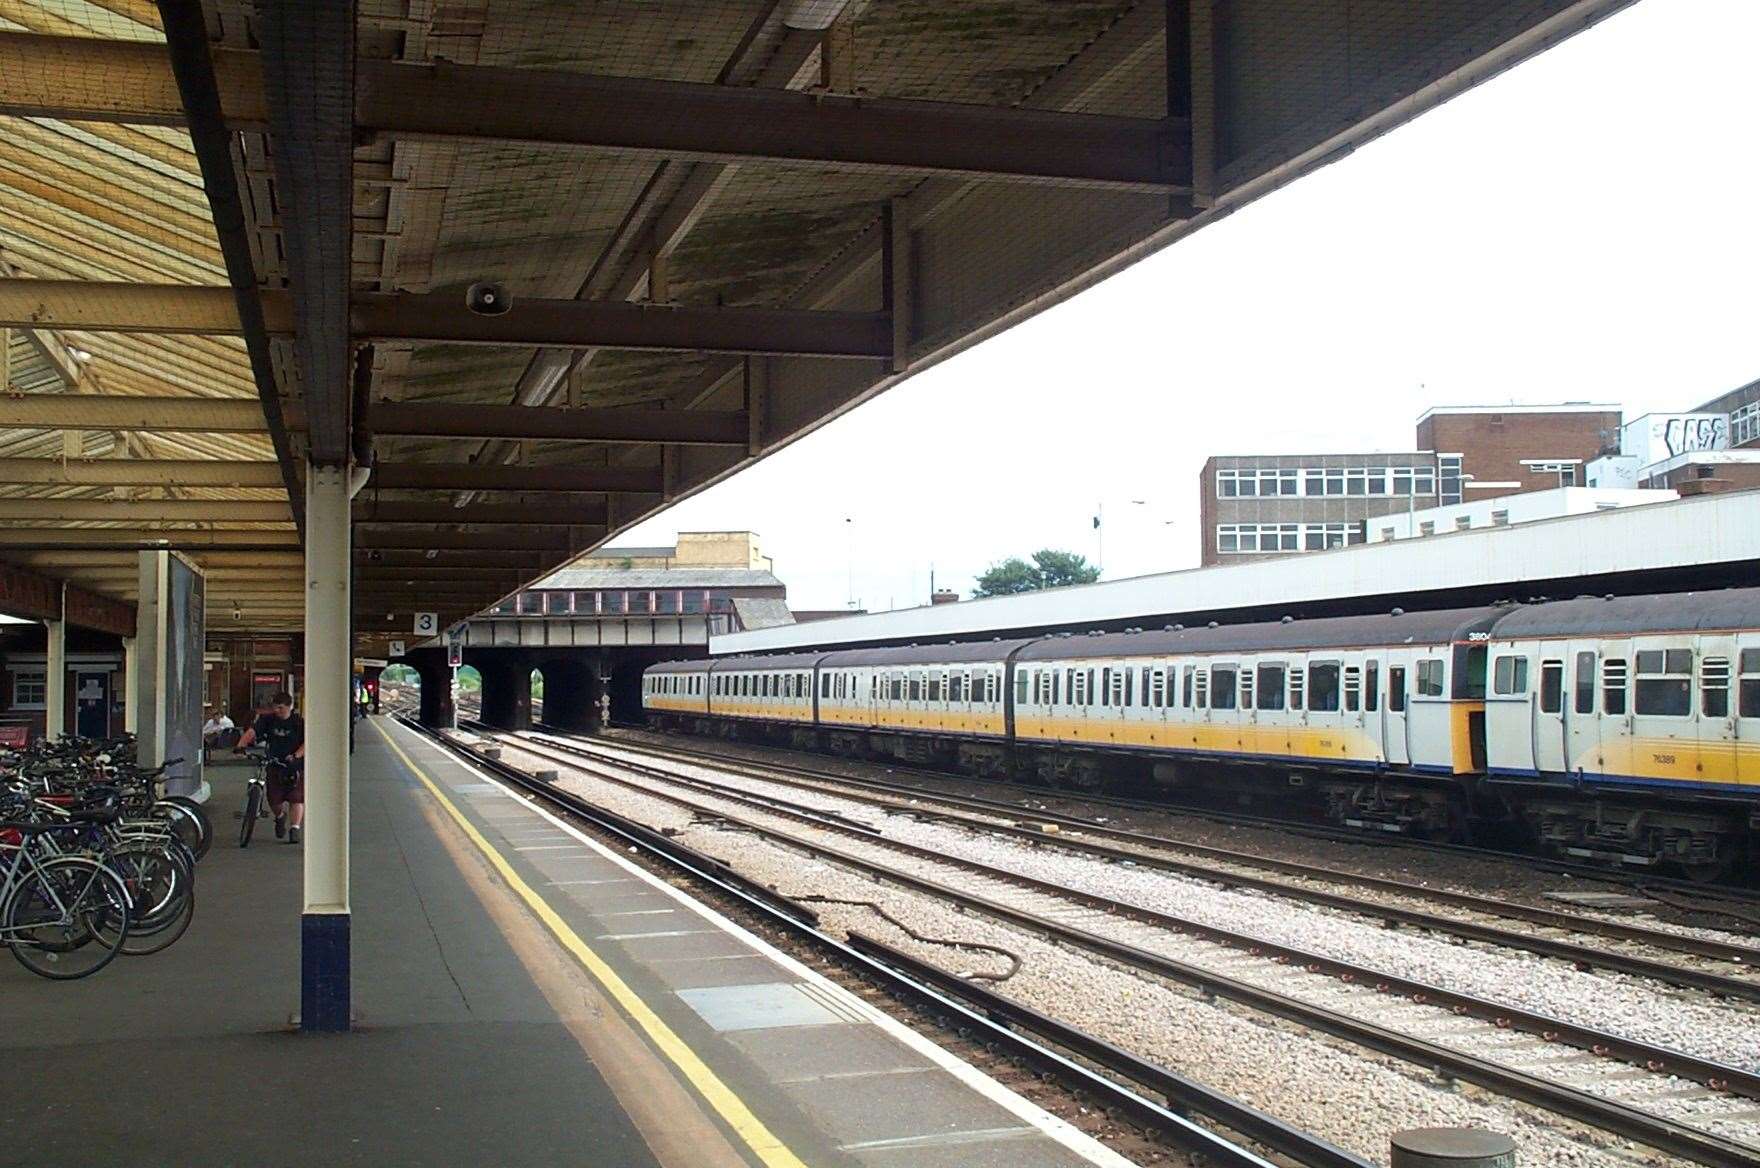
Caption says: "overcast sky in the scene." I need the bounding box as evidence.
[622,0,1760,613]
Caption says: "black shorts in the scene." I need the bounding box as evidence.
[266,760,305,805]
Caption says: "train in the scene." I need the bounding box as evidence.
[642,589,1760,880]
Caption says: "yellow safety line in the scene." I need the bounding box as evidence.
[373,721,810,1168]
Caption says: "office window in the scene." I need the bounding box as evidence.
[1439,454,1463,505]
[1418,521,1435,537]
[1454,516,1472,531]
[1256,664,1285,711]
[1417,659,1445,697]
[1490,510,1509,527]
[517,591,543,614]
[1731,402,1759,446]
[1210,666,1237,710]
[1380,527,1396,542]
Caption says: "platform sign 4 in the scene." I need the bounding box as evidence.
[413,612,439,637]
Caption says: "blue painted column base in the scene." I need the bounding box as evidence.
[301,912,351,1032]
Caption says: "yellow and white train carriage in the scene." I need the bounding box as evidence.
[642,588,1760,876]
[1481,591,1760,875]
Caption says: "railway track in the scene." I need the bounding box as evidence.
[394,716,1366,1168]
[480,724,1760,1168]
[543,729,1760,977]
[596,726,1760,918]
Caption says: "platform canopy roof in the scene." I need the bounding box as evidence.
[0,0,1632,640]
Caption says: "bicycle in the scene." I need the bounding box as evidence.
[238,750,270,848]
[0,815,131,979]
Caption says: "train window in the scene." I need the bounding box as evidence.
[1344,666,1361,712]
[1741,650,1760,717]
[1122,669,1134,707]
[1462,646,1487,699]
[822,673,831,698]
[1239,669,1255,710]
[1181,665,1194,708]
[1389,666,1407,712]
[1702,658,1731,718]
[1574,652,1596,714]
[1308,662,1340,711]
[1601,659,1626,714]
[1289,666,1305,710]
[1491,656,1527,696]
[1099,668,1113,705]
[1049,670,1060,705]
[1417,659,1445,698]
[1149,668,1166,709]
[1634,653,1690,716]
[1365,661,1379,711]
[1539,661,1564,714]
[1211,666,1237,710]
[1256,664,1285,710]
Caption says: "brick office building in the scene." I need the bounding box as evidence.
[1200,403,1620,565]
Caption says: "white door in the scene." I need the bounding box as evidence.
[1382,660,1410,766]
[1533,654,1567,774]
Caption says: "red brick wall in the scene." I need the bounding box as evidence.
[1416,410,1619,494]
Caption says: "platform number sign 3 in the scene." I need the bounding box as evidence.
[413,612,439,637]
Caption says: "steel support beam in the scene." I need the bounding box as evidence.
[257,1,355,467]
[0,32,263,126]
[365,402,745,446]
[0,395,266,432]
[352,499,608,527]
[154,0,305,535]
[354,60,1186,190]
[354,528,576,552]
[352,294,890,358]
[0,529,301,549]
[0,458,285,487]
[0,34,1184,189]
[0,278,280,335]
[369,462,661,494]
[0,498,291,522]
[354,549,552,570]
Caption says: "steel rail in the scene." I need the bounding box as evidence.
[394,717,1341,1168]
[579,730,1760,965]
[486,729,1760,1168]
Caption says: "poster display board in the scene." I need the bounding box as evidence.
[138,551,207,799]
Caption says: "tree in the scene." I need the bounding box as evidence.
[971,549,1100,598]
[1031,548,1100,589]
[971,557,1040,598]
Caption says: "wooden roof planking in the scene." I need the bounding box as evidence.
[0,0,1638,639]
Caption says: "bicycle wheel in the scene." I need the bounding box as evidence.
[4,856,131,980]
[158,796,212,861]
[238,782,262,847]
[113,847,195,957]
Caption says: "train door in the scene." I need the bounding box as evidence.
[1565,645,1602,776]
[1533,652,1567,774]
[1382,658,1410,766]
[1738,643,1760,785]
[1697,636,1739,787]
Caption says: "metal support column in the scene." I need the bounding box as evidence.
[301,463,351,1032]
[44,592,65,739]
[121,636,137,733]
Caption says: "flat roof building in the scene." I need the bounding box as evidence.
[1200,403,1620,566]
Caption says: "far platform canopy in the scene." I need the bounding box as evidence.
[711,490,1760,655]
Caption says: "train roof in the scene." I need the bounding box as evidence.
[645,657,716,675]
[818,640,1036,668]
[1488,587,1760,639]
[1017,605,1505,662]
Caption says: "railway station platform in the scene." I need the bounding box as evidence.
[1,716,1124,1168]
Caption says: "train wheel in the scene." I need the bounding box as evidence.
[1679,858,1734,884]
